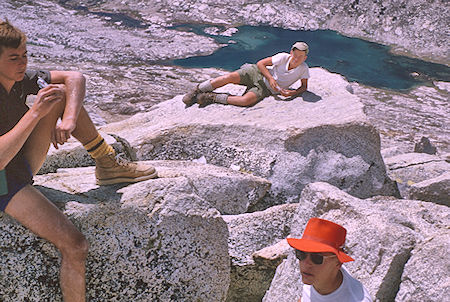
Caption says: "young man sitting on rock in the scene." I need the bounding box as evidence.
[287,217,372,302]
[182,41,310,107]
[0,19,157,301]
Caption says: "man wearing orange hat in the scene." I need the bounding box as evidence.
[287,218,372,302]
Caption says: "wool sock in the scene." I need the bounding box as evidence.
[215,93,228,104]
[198,80,214,92]
[83,133,115,159]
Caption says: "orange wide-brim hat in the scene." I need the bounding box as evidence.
[287,217,354,263]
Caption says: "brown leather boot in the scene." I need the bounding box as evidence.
[182,85,201,107]
[197,92,228,108]
[95,153,157,185]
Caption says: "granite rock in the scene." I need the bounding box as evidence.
[384,152,450,203]
[98,68,400,207]
[263,182,450,302]
[0,161,272,301]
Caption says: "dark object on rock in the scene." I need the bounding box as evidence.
[414,137,437,155]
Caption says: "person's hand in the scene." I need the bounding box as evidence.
[279,88,297,97]
[40,85,75,149]
[30,85,64,119]
[52,117,76,149]
[269,78,280,92]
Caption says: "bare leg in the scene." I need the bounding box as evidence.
[70,106,99,145]
[5,185,88,302]
[24,99,99,175]
[210,71,241,89]
[226,91,259,107]
[198,72,259,107]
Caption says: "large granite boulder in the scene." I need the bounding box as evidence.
[263,182,449,302]
[395,232,450,301]
[0,160,270,301]
[384,152,450,204]
[97,68,399,209]
[223,204,298,302]
[1,167,447,300]
[407,172,450,206]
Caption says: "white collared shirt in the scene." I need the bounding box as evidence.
[302,267,373,302]
[263,52,310,94]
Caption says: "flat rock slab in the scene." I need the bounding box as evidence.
[101,68,399,205]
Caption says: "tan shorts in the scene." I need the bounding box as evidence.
[237,64,272,101]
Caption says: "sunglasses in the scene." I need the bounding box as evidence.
[295,250,337,265]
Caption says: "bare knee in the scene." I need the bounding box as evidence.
[60,232,89,262]
[242,92,259,106]
[241,97,258,106]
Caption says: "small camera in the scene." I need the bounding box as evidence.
[37,77,49,89]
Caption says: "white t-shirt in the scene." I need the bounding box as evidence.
[302,267,373,302]
[263,52,310,94]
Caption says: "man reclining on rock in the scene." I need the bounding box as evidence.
[0,19,157,302]
[182,41,310,107]
[287,217,372,302]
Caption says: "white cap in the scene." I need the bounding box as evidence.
[291,41,309,54]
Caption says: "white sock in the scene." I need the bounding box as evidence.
[199,80,214,92]
[215,93,228,104]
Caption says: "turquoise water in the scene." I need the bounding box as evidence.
[171,25,450,91]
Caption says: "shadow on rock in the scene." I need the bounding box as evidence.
[35,184,126,208]
[273,91,322,103]
[301,91,322,103]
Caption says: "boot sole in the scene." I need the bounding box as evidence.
[96,170,158,186]
[182,91,200,108]
[183,98,197,108]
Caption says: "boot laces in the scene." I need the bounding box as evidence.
[114,153,134,167]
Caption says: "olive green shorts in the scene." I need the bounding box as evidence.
[237,64,272,101]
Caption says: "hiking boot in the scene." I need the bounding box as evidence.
[95,153,157,185]
[197,92,221,108]
[182,85,201,107]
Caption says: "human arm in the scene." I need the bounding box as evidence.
[48,70,86,147]
[0,85,63,169]
[256,56,280,92]
[279,78,308,98]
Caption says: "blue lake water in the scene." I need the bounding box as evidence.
[171,24,450,91]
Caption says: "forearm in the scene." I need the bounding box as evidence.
[292,78,308,96]
[294,85,307,95]
[51,71,86,123]
[0,110,40,169]
[257,61,274,82]
[62,74,86,122]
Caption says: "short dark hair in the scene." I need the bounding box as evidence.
[0,18,27,55]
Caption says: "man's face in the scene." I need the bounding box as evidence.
[0,43,28,87]
[290,49,307,67]
[298,251,342,288]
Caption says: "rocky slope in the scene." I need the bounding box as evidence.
[1,78,448,299]
[0,67,444,300]
[57,0,449,65]
[0,0,448,300]
[3,0,447,153]
[51,68,401,203]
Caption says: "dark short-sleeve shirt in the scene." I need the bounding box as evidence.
[0,70,51,184]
